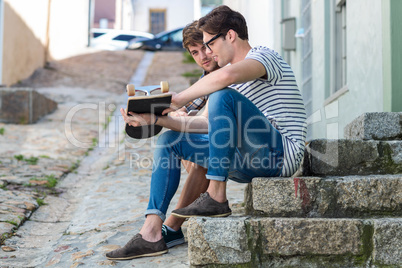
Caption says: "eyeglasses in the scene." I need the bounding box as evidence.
[203,33,222,51]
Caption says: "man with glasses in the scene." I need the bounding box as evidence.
[108,5,306,260]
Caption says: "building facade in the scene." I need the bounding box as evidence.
[0,0,91,86]
[225,0,402,140]
[94,0,195,34]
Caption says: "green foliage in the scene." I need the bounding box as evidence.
[14,155,24,161]
[87,138,98,154]
[182,69,203,78]
[45,175,58,188]
[182,51,196,64]
[24,156,39,165]
[6,220,18,227]
[13,155,39,165]
[36,198,46,206]
[69,160,80,172]
[0,128,4,135]
[30,175,58,188]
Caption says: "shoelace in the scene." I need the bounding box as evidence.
[161,225,168,236]
[126,234,141,247]
[193,192,208,205]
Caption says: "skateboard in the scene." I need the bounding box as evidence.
[125,81,171,139]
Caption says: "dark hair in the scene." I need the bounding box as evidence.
[197,5,248,40]
[182,20,203,50]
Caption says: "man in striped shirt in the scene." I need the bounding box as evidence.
[168,5,307,217]
[111,5,306,260]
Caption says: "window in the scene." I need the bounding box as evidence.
[169,29,183,42]
[113,34,137,41]
[334,0,346,92]
[150,9,166,35]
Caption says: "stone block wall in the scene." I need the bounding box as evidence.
[0,88,57,124]
[187,112,402,267]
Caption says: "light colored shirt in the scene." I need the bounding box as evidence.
[230,46,307,176]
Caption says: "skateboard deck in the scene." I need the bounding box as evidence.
[125,81,171,139]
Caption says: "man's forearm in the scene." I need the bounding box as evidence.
[174,59,267,107]
[156,115,208,133]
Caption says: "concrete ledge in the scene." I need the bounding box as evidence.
[187,217,388,267]
[0,88,57,124]
[302,139,402,176]
[246,175,402,218]
[344,112,402,140]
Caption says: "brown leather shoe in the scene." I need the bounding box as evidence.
[106,234,168,260]
[171,192,232,218]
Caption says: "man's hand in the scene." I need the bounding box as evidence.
[120,108,156,127]
[170,107,189,117]
[162,92,183,115]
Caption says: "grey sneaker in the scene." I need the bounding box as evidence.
[162,225,185,248]
[105,233,168,260]
[171,192,232,218]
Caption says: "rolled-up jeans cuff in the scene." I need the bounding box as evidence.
[145,209,166,222]
[206,174,227,182]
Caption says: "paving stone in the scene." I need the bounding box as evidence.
[16,221,70,237]
[302,139,402,176]
[344,112,402,140]
[0,222,16,238]
[30,196,70,223]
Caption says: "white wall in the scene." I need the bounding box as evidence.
[223,0,276,48]
[309,0,384,139]
[190,0,387,140]
[0,0,4,84]
[341,0,384,118]
[48,0,90,60]
[131,0,194,33]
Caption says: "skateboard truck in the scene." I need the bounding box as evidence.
[126,81,169,96]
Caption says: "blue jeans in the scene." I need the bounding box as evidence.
[146,89,284,221]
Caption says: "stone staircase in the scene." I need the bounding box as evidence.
[187,112,402,267]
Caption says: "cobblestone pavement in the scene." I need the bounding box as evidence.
[0,50,247,267]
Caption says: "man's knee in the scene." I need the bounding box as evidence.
[208,88,243,113]
[209,88,236,104]
[156,130,184,147]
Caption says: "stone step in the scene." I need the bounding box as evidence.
[344,112,402,140]
[0,88,57,124]
[245,175,402,218]
[302,139,402,176]
[187,217,402,267]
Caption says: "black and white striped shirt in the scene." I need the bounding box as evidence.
[230,46,307,176]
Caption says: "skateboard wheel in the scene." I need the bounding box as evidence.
[126,84,135,96]
[160,81,169,93]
